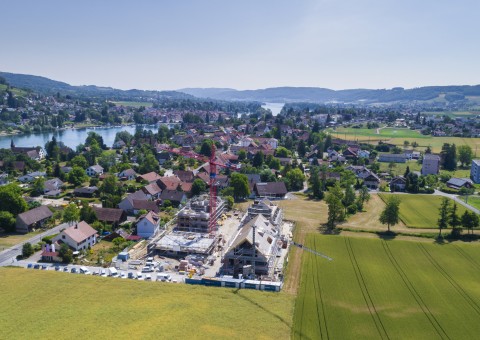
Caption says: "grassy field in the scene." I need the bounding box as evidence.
[0,231,41,251]
[111,101,153,108]
[379,194,468,229]
[330,127,480,153]
[0,268,294,339]
[293,234,480,339]
[378,160,421,176]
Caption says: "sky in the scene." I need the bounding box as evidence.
[1,0,480,91]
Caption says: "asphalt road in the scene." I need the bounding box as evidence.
[0,223,69,266]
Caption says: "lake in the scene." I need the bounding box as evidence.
[261,102,284,116]
[4,124,168,150]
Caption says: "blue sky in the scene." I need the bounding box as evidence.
[1,0,479,90]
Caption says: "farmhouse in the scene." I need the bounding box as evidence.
[16,205,53,233]
[446,178,473,190]
[53,221,98,251]
[254,182,288,199]
[390,176,407,192]
[93,207,127,227]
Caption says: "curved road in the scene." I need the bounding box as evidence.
[0,223,69,266]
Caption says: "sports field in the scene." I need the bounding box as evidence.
[378,194,468,229]
[293,234,480,339]
[0,268,294,339]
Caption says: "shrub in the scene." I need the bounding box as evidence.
[347,204,358,215]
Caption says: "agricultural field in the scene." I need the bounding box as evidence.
[111,101,153,108]
[378,194,468,229]
[293,234,480,339]
[0,268,294,339]
[330,127,480,153]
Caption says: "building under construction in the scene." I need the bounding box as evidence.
[152,232,217,257]
[176,195,226,233]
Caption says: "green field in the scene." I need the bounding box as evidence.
[379,194,469,229]
[330,127,480,153]
[293,234,480,339]
[111,101,153,108]
[0,268,294,339]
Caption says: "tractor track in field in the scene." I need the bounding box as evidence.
[312,237,329,340]
[344,237,390,340]
[382,241,451,340]
[419,244,480,316]
[452,245,480,271]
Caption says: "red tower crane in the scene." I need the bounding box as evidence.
[159,143,239,235]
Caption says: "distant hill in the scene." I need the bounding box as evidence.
[178,85,480,104]
[0,72,193,101]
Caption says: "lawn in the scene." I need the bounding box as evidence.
[293,234,480,339]
[378,194,468,229]
[378,160,421,176]
[0,231,41,251]
[0,268,294,339]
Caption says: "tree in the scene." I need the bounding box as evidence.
[309,167,323,199]
[230,173,250,201]
[70,155,88,169]
[275,146,290,158]
[59,243,73,263]
[458,145,473,167]
[325,182,345,229]
[461,210,479,235]
[356,186,370,211]
[285,168,305,191]
[22,242,34,258]
[191,179,206,196]
[437,197,450,237]
[238,149,247,161]
[199,139,214,157]
[404,166,410,178]
[449,203,461,237]
[0,211,15,232]
[80,202,97,224]
[379,195,401,232]
[342,185,356,213]
[441,143,457,171]
[297,140,306,157]
[225,196,234,210]
[139,153,159,174]
[252,151,264,168]
[63,203,80,225]
[68,166,88,186]
[0,184,28,216]
[100,174,119,195]
[31,177,46,197]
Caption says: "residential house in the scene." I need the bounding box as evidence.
[43,178,64,195]
[118,168,137,181]
[74,186,99,198]
[86,165,104,177]
[358,150,371,159]
[157,176,182,191]
[16,205,53,233]
[40,243,62,263]
[173,170,195,183]
[138,171,162,183]
[112,140,126,149]
[0,172,9,185]
[363,173,380,189]
[390,176,407,192]
[93,207,127,227]
[118,190,149,214]
[446,178,474,190]
[136,211,161,238]
[11,144,45,160]
[378,154,407,163]
[141,182,162,200]
[53,221,98,251]
[159,190,187,207]
[421,154,440,176]
[254,182,288,199]
[18,171,47,183]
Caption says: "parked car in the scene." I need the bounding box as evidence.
[27,263,33,269]
[33,264,40,270]
[100,269,107,277]
[41,265,48,270]
[145,274,152,281]
[54,266,60,271]
[141,266,154,273]
[63,267,69,272]
[79,266,91,275]
[157,273,172,282]
[119,272,127,279]
[128,272,136,279]
[71,268,78,274]
[136,272,144,281]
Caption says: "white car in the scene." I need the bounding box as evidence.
[145,274,152,281]
[119,272,127,279]
[136,272,144,281]
[100,269,108,277]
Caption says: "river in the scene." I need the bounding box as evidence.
[4,124,169,150]
[261,102,284,116]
